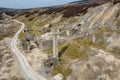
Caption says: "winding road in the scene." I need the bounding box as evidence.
[11,20,51,80]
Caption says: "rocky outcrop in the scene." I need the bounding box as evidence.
[20,39,30,50]
[67,49,120,80]
[20,33,36,50]
[107,33,120,49]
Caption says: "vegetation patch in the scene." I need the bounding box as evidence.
[0,32,14,40]
[19,32,26,40]
[0,24,19,40]
[52,64,72,79]
[59,43,87,59]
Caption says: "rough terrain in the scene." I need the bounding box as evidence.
[0,0,120,80]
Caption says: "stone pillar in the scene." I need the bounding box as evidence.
[53,32,58,58]
[93,34,96,43]
[91,29,96,43]
[40,37,43,53]
[66,30,70,36]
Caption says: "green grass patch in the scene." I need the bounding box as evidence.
[19,32,26,40]
[59,43,85,59]
[52,64,72,79]
[0,32,15,40]
[74,37,93,47]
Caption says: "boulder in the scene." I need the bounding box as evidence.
[53,73,64,80]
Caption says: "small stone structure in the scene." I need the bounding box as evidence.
[44,57,60,68]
